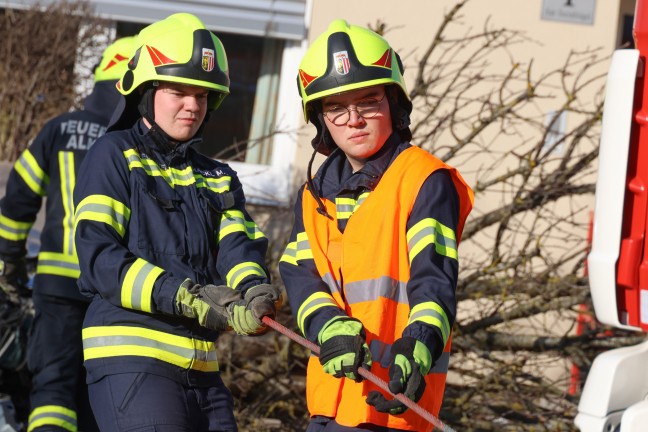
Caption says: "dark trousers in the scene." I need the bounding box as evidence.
[88,372,237,431]
[307,416,408,432]
[27,292,96,431]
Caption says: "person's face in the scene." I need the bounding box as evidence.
[148,82,209,141]
[321,85,392,172]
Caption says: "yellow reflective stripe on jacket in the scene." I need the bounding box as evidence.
[280,232,313,265]
[15,149,49,196]
[121,258,164,312]
[124,149,231,192]
[28,405,77,432]
[36,252,80,278]
[59,151,76,255]
[218,209,265,242]
[195,173,231,193]
[124,149,192,186]
[335,192,370,220]
[409,301,451,345]
[225,262,267,289]
[75,194,131,237]
[0,210,32,241]
[297,291,339,336]
[82,326,219,372]
[407,217,458,263]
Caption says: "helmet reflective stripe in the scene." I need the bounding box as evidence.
[94,36,136,82]
[297,19,409,121]
[117,13,229,110]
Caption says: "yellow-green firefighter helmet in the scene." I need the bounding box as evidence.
[94,36,136,82]
[117,13,230,110]
[297,19,410,121]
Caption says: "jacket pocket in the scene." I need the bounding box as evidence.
[134,181,186,256]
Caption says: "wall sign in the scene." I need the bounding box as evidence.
[541,0,596,25]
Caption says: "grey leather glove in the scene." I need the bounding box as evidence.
[174,279,241,331]
[0,257,29,304]
[228,283,283,336]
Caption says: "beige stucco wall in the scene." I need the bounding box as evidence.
[295,0,624,183]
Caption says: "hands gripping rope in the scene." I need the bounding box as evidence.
[261,316,457,432]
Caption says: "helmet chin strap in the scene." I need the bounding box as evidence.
[138,85,179,154]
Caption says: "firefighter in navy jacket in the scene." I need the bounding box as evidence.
[279,20,473,431]
[0,37,134,432]
[73,13,282,431]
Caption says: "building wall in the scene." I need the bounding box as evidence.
[293,0,624,187]
[285,1,627,272]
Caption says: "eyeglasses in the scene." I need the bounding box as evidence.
[323,94,386,126]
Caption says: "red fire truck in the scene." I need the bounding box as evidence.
[575,1,648,431]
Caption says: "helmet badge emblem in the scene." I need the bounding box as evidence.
[334,50,350,75]
[202,48,215,72]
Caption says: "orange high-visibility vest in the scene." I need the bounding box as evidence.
[302,146,473,431]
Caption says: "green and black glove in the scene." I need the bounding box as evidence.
[318,316,372,382]
[228,283,283,336]
[174,279,241,331]
[366,337,432,415]
[0,256,29,305]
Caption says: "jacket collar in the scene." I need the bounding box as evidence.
[133,119,201,167]
[315,132,405,198]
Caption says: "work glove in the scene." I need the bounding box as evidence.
[174,279,241,331]
[318,316,372,382]
[0,257,29,305]
[228,283,283,336]
[366,337,432,415]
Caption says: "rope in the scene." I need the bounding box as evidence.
[262,316,457,432]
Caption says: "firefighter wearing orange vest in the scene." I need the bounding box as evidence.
[279,20,474,431]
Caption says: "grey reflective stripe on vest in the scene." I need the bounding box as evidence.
[344,276,408,305]
[322,272,342,295]
[369,339,450,373]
